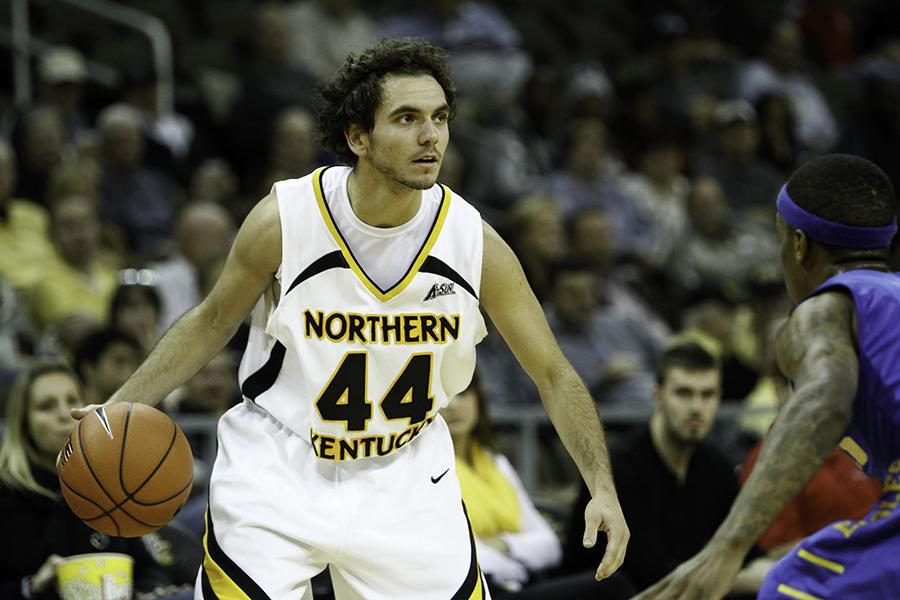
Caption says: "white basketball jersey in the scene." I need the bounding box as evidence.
[237,166,487,461]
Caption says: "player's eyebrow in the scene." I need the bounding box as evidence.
[388,103,450,118]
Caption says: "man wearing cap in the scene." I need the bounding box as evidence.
[634,153,900,599]
[38,45,90,143]
[695,99,782,223]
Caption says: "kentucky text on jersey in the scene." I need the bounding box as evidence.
[304,309,461,344]
[310,416,436,460]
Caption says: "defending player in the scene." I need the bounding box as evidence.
[634,153,900,599]
[73,38,628,599]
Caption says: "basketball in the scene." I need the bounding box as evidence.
[56,402,194,538]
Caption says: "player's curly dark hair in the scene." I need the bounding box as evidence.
[316,37,456,166]
[786,154,896,228]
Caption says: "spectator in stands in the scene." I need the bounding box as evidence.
[27,194,118,334]
[621,133,691,268]
[545,260,661,412]
[97,104,179,262]
[164,349,239,418]
[73,327,142,405]
[694,100,783,224]
[109,282,163,356]
[442,375,562,594]
[380,0,532,106]
[736,19,840,152]
[46,157,101,207]
[568,208,672,342]
[151,202,236,331]
[0,277,34,406]
[676,292,759,405]
[0,360,199,599]
[739,372,883,557]
[0,140,57,293]
[754,93,800,175]
[540,118,653,261]
[36,46,91,145]
[227,2,318,190]
[11,106,67,209]
[254,107,320,198]
[562,342,773,596]
[449,96,544,213]
[119,67,195,180]
[189,159,243,222]
[668,175,779,302]
[285,0,378,81]
[507,195,568,302]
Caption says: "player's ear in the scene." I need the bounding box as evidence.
[344,123,368,159]
[793,229,811,265]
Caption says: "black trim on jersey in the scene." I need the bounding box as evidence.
[451,501,486,600]
[286,250,349,295]
[420,256,478,300]
[204,508,272,600]
[200,568,217,599]
[317,169,448,295]
[240,342,286,401]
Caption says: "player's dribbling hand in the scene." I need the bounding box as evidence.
[71,404,107,420]
[630,541,744,600]
[583,492,629,581]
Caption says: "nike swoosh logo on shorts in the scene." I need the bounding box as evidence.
[431,468,450,484]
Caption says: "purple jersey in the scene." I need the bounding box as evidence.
[759,269,900,599]
[811,269,900,480]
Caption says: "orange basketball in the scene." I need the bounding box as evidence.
[57,402,194,538]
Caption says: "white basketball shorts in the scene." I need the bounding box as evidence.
[194,400,489,599]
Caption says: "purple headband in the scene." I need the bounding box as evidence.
[776,185,897,249]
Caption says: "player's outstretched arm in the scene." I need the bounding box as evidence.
[479,221,629,581]
[633,291,858,600]
[73,194,282,417]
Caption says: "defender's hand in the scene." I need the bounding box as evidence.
[583,493,629,580]
[631,542,745,600]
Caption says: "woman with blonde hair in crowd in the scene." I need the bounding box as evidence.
[442,373,635,598]
[0,360,197,599]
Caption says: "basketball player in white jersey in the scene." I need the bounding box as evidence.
[73,38,628,599]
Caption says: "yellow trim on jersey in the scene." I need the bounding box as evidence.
[776,583,823,600]
[839,436,868,468]
[797,549,845,574]
[312,166,451,302]
[202,511,252,600]
[468,567,485,599]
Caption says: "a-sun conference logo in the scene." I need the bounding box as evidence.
[424,282,455,301]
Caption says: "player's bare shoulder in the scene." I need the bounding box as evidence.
[775,291,857,380]
[236,192,283,276]
[479,220,525,303]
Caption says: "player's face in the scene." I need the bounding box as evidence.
[363,74,450,190]
[776,214,804,303]
[656,367,720,445]
[27,372,83,461]
[442,387,478,439]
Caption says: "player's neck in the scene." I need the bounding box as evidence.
[347,166,422,228]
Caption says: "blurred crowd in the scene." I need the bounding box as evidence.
[1,0,899,597]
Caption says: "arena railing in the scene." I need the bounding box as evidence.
[0,404,775,495]
[8,0,173,112]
